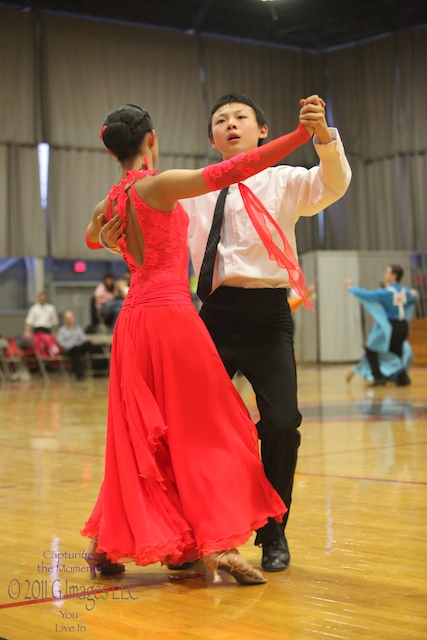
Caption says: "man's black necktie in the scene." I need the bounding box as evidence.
[196,186,229,303]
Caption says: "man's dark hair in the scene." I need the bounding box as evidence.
[208,93,268,143]
[389,264,404,282]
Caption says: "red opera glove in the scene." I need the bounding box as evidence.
[202,123,310,190]
[85,225,103,250]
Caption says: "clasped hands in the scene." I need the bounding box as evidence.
[299,95,332,144]
[97,213,124,251]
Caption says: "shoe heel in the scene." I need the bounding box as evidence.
[84,540,98,579]
[84,538,125,578]
[85,558,98,580]
[203,555,222,584]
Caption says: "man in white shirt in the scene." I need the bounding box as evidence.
[23,292,59,339]
[182,93,351,572]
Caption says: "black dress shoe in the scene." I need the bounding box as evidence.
[395,370,411,386]
[261,536,290,572]
[167,562,195,570]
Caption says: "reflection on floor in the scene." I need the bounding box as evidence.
[300,397,427,420]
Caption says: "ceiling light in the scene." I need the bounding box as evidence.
[261,0,279,20]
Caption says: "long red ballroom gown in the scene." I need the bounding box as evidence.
[81,170,285,566]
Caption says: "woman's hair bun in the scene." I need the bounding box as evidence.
[103,122,132,157]
[100,104,154,161]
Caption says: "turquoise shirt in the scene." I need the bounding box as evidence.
[348,284,418,321]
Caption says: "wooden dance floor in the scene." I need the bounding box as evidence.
[0,364,426,640]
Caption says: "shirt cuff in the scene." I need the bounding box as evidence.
[313,127,339,146]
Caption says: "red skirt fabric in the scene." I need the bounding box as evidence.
[82,297,285,566]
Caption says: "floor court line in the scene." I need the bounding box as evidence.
[302,413,427,422]
[296,471,427,486]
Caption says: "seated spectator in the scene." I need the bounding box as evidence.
[23,291,61,358]
[23,291,59,338]
[115,269,131,301]
[94,273,123,329]
[57,311,92,380]
[1,336,31,382]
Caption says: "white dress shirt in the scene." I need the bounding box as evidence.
[25,302,59,329]
[182,129,351,291]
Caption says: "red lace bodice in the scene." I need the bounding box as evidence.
[106,170,190,306]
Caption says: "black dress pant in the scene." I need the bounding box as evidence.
[200,286,302,545]
[67,342,92,378]
[365,319,409,381]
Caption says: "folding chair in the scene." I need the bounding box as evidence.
[30,332,70,381]
[0,337,32,382]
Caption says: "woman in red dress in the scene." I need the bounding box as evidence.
[83,103,313,585]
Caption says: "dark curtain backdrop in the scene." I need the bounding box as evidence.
[0,8,426,260]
